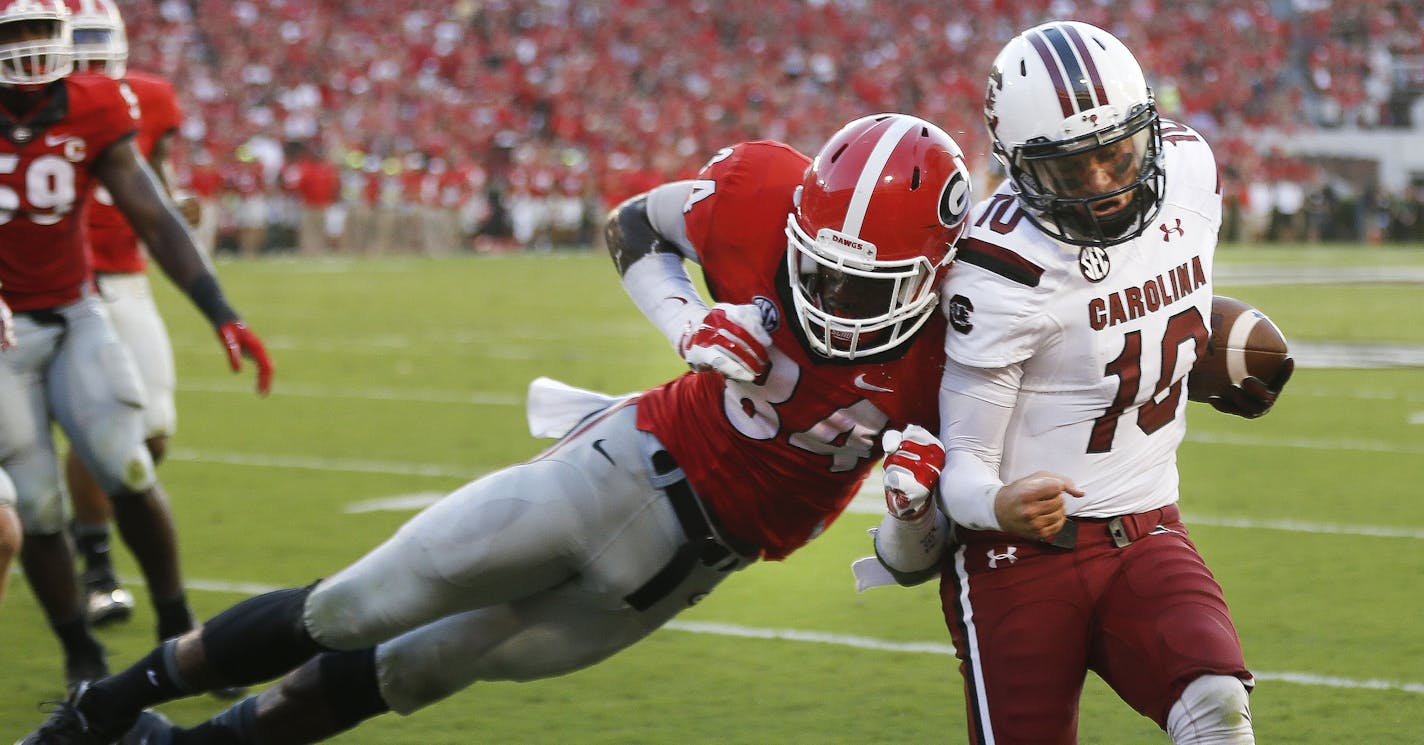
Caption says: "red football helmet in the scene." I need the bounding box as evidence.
[66,0,126,78]
[786,113,972,359]
[0,0,72,86]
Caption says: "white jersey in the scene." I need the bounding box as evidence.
[941,121,1220,518]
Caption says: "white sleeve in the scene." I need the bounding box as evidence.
[620,181,710,352]
[644,181,700,261]
[936,357,1022,531]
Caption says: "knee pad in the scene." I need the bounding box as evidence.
[202,583,328,684]
[1167,675,1254,745]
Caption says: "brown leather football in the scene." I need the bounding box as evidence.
[1187,295,1290,402]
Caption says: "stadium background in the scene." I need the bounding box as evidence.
[116,0,1424,256]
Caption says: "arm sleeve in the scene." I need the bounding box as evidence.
[872,508,949,585]
[644,181,700,261]
[936,357,1023,531]
[620,252,708,351]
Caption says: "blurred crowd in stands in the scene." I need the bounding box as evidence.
[121,0,1424,254]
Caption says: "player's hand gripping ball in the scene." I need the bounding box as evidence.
[1188,295,1293,418]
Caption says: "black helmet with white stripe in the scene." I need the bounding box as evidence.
[985,20,1164,247]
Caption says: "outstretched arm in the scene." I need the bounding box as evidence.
[95,138,274,394]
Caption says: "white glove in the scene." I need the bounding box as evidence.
[679,303,772,382]
[881,425,945,522]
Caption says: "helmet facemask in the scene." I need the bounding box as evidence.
[0,13,73,86]
[69,0,127,77]
[1004,100,1164,247]
[785,215,948,360]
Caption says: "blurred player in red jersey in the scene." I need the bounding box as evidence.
[870,21,1291,745]
[61,0,204,630]
[0,0,272,694]
[20,113,974,744]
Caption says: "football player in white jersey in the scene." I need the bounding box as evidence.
[873,20,1292,745]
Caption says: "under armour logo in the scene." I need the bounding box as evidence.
[1160,219,1184,241]
[987,546,1018,568]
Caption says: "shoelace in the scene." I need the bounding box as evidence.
[33,696,91,735]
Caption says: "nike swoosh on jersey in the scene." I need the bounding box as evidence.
[44,134,72,147]
[853,373,894,392]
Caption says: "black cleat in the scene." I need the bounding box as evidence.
[84,579,136,628]
[15,682,136,745]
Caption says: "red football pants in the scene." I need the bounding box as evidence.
[939,506,1251,745]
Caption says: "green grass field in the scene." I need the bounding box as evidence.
[2,244,1421,744]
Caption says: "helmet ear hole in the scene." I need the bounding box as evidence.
[911,167,921,190]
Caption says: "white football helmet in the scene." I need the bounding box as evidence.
[0,0,73,86]
[67,0,126,78]
[786,113,972,360]
[985,20,1164,247]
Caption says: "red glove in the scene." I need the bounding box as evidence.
[218,321,274,396]
[679,303,772,382]
[882,425,945,521]
[1209,358,1294,419]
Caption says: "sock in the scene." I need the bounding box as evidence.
[171,695,258,745]
[73,522,115,579]
[84,640,190,727]
[54,616,103,658]
[155,592,196,641]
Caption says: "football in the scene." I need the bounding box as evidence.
[1187,295,1290,402]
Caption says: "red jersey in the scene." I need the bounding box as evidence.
[0,74,137,311]
[88,71,182,274]
[636,142,947,560]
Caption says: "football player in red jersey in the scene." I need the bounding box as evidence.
[0,0,272,693]
[871,22,1291,745]
[61,0,205,630]
[19,113,973,744]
